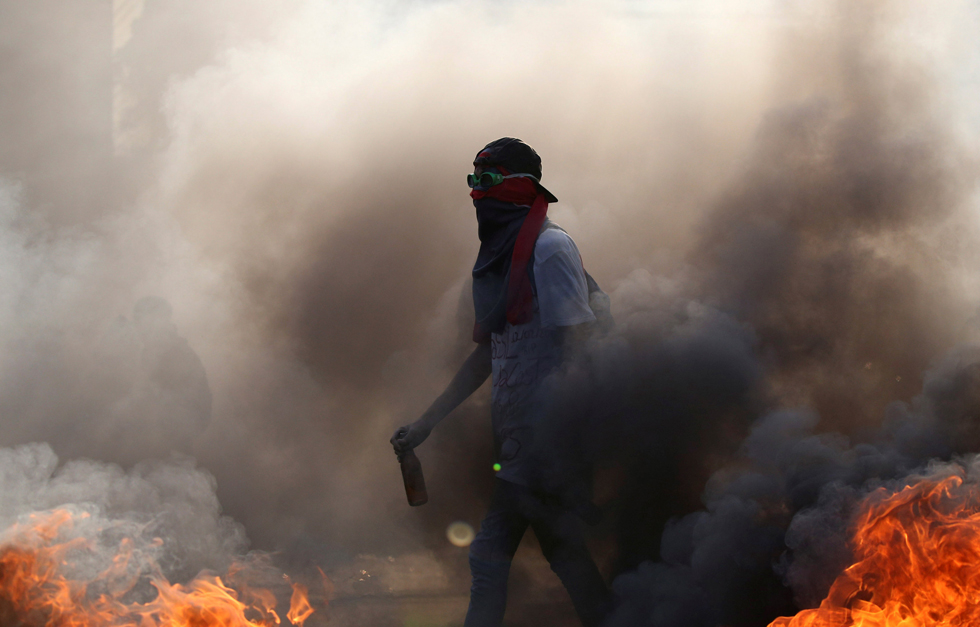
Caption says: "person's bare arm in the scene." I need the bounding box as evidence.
[391,342,492,457]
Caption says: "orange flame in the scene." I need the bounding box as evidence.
[769,472,980,627]
[0,508,316,627]
[286,583,313,626]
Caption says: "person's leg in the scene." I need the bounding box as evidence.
[528,500,611,627]
[464,480,528,627]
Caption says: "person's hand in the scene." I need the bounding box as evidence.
[390,421,432,459]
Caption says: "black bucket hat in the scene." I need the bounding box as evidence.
[473,137,559,203]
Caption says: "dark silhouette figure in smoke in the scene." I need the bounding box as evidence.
[391,138,611,627]
[100,296,212,464]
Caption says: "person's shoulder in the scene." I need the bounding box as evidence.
[535,224,578,262]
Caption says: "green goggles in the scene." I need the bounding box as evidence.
[467,171,504,189]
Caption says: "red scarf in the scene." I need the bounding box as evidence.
[471,175,549,340]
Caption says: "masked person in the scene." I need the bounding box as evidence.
[391,138,611,627]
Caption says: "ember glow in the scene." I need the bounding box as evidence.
[0,508,314,627]
[769,472,980,627]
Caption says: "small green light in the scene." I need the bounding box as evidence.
[492,463,502,472]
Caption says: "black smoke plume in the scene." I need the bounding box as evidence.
[541,3,980,626]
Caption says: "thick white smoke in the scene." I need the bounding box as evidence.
[0,442,245,583]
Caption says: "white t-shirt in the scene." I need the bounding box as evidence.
[489,227,595,485]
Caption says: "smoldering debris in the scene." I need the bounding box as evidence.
[0,442,327,625]
[601,346,980,627]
